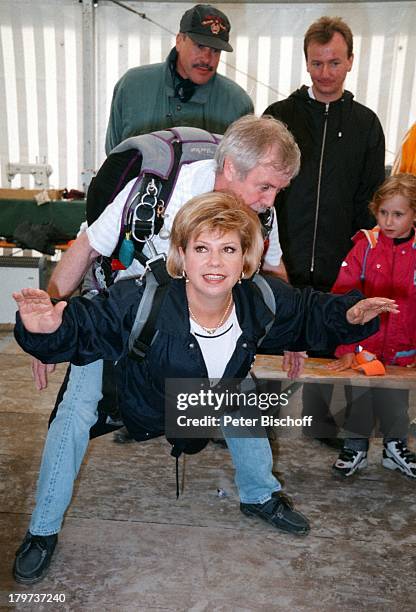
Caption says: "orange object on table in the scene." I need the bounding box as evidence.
[351,350,386,376]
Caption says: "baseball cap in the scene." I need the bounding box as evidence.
[179,4,233,52]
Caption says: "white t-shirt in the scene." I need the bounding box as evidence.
[86,159,282,280]
[190,307,242,380]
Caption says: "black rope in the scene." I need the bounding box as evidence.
[108,0,178,36]
[93,0,399,158]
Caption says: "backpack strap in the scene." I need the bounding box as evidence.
[111,128,220,272]
[128,253,170,362]
[250,274,276,345]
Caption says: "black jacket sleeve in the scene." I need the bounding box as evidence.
[14,279,142,365]
[260,278,379,353]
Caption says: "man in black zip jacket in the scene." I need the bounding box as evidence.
[263,16,386,443]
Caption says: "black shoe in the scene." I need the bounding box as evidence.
[240,492,310,535]
[113,426,135,444]
[13,531,58,585]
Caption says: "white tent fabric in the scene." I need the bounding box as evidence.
[1,0,415,189]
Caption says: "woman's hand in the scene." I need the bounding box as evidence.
[327,353,354,371]
[346,297,399,325]
[13,288,67,334]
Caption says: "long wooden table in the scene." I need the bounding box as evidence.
[253,356,416,390]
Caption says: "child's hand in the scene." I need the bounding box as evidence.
[327,353,354,371]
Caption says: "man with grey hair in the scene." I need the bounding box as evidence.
[51,115,297,296]
[214,114,301,190]
[13,115,307,587]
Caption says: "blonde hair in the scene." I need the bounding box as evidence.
[369,173,416,216]
[167,192,264,278]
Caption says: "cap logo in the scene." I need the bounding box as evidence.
[202,15,227,36]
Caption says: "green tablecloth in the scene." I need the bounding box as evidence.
[0,199,86,240]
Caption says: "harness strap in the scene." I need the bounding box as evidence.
[258,208,275,240]
[115,134,218,268]
[128,255,170,362]
[250,274,277,345]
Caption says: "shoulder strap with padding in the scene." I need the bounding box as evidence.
[111,128,221,270]
[111,131,178,179]
[128,255,170,362]
[250,274,276,345]
[86,149,143,226]
[111,127,220,181]
[117,127,220,214]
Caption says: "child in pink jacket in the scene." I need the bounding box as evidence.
[329,174,416,478]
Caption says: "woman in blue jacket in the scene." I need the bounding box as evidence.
[13,192,397,583]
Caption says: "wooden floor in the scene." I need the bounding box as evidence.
[1,330,415,611]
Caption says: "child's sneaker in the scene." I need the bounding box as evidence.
[382,440,416,478]
[333,448,368,477]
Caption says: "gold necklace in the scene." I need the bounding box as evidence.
[189,294,233,335]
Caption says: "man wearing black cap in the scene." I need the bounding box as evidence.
[105,4,253,154]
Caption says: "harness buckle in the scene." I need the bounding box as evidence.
[131,178,160,243]
[138,242,167,281]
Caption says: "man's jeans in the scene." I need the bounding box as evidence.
[30,361,103,535]
[30,362,281,535]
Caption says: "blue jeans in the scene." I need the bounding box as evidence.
[30,363,281,535]
[221,412,281,504]
[30,361,103,536]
